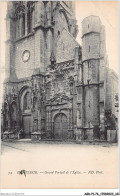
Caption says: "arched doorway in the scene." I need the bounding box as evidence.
[22,115,32,138]
[54,113,68,140]
[20,87,32,138]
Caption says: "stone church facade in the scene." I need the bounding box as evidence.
[2,1,118,141]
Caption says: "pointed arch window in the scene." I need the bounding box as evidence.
[15,2,25,38]
[27,2,35,34]
[16,17,20,38]
[89,45,90,52]
[27,9,32,34]
[21,13,25,36]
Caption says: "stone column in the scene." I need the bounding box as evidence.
[46,110,49,131]
[69,109,73,130]
[49,109,52,138]
[19,16,22,37]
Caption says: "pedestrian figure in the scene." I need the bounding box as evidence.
[18,129,24,139]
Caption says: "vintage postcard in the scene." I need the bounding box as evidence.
[0,0,119,194]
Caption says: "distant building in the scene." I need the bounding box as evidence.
[2,1,118,142]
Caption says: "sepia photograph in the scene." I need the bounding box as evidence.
[0,0,119,193]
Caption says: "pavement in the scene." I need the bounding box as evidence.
[1,141,119,189]
[1,140,114,152]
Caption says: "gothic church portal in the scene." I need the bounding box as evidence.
[2,1,118,142]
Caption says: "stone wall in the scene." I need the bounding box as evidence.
[82,33,100,61]
[15,35,35,78]
[56,29,79,63]
[107,70,118,117]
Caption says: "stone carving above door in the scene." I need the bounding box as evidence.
[46,93,72,106]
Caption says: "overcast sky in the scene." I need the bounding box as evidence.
[1,1,118,85]
[75,1,118,74]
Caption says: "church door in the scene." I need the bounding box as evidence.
[54,113,68,140]
[23,115,32,138]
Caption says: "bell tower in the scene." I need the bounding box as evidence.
[81,15,107,139]
[5,1,78,79]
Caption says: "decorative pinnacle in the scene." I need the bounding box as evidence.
[50,50,56,65]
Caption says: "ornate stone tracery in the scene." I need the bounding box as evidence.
[27,1,35,12]
[15,2,25,19]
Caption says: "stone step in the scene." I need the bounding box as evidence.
[18,139,32,142]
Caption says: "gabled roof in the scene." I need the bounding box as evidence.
[57,27,81,48]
